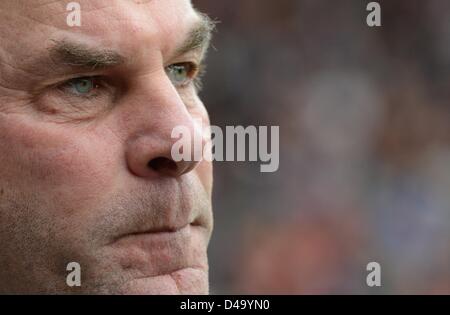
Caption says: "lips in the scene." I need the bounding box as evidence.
[110,223,209,278]
[110,179,205,239]
[97,177,212,279]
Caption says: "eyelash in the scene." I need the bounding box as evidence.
[58,76,106,99]
[57,61,205,100]
[193,63,207,91]
[166,61,204,90]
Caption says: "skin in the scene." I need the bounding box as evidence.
[0,0,214,294]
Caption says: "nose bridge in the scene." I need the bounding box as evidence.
[142,72,190,130]
[125,71,204,178]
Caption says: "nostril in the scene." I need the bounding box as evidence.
[148,157,178,174]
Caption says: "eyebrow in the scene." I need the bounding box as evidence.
[47,12,215,71]
[48,39,125,70]
[174,12,216,57]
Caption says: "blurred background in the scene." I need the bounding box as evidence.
[193,0,450,294]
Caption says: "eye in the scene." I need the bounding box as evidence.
[166,62,198,87]
[62,76,100,97]
[41,75,116,118]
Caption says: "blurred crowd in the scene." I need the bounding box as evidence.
[193,0,450,294]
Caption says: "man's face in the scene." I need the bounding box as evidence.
[0,0,214,294]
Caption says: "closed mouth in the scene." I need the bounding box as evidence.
[110,223,204,278]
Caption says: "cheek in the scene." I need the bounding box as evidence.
[190,99,213,194]
[195,160,213,197]
[0,115,121,211]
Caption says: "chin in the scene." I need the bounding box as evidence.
[118,267,210,295]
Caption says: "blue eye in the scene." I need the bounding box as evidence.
[166,63,197,87]
[65,77,97,96]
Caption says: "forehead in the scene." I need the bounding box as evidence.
[0,0,199,60]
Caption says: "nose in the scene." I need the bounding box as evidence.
[125,74,205,178]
